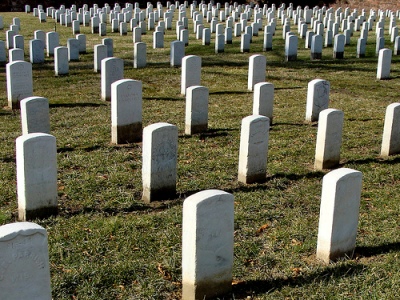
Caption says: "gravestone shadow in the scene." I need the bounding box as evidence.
[232,263,365,298]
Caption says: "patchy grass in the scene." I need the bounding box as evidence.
[0,10,399,299]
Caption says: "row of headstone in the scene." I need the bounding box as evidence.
[182,164,363,298]
[20,1,400,61]
[0,162,364,299]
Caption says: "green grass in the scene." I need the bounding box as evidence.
[0,9,400,299]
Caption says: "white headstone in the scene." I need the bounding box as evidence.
[381,103,400,156]
[0,222,52,300]
[29,39,44,64]
[101,57,124,101]
[54,46,69,76]
[102,38,113,57]
[16,133,58,220]
[13,35,24,50]
[170,40,185,67]
[7,61,33,109]
[238,115,270,183]
[0,40,6,63]
[67,38,79,61]
[76,34,86,53]
[306,79,330,122]
[333,34,345,58]
[153,31,164,48]
[314,109,344,170]
[182,189,234,299]
[46,32,59,57]
[253,82,274,122]
[20,96,50,135]
[248,54,266,91]
[185,85,209,135]
[142,123,178,202]
[181,55,201,95]
[111,79,142,144]
[202,27,211,45]
[377,48,392,80]
[215,34,225,53]
[285,34,298,61]
[311,34,323,60]
[94,44,107,72]
[134,42,146,68]
[316,168,363,263]
[240,33,251,52]
[9,48,24,62]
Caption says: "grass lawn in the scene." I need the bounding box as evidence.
[0,7,399,299]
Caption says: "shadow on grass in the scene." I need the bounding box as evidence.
[0,156,15,163]
[344,155,400,166]
[58,202,152,218]
[143,96,183,101]
[57,145,102,153]
[355,242,400,258]
[49,102,107,108]
[180,171,325,198]
[232,263,365,297]
[209,90,250,95]
[180,128,235,139]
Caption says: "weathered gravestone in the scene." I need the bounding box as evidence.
[20,96,50,135]
[46,31,59,57]
[285,34,298,61]
[111,79,142,144]
[102,38,114,57]
[67,38,79,61]
[0,40,6,64]
[29,39,45,64]
[99,22,107,36]
[9,48,24,62]
[185,85,209,135]
[381,103,400,156]
[240,33,251,52]
[0,222,52,300]
[202,28,211,45]
[153,31,164,48]
[16,133,58,220]
[94,44,107,72]
[72,19,80,34]
[133,27,142,43]
[316,168,363,263]
[377,48,392,80]
[306,79,330,122]
[314,109,344,170]
[333,34,345,58]
[311,34,323,60]
[356,38,366,58]
[170,40,185,67]
[181,55,201,95]
[253,82,274,123]
[91,16,100,33]
[142,123,178,202]
[6,30,16,49]
[76,34,86,53]
[7,61,33,109]
[13,34,24,50]
[134,42,146,68]
[182,189,234,300]
[238,115,269,184]
[54,46,69,76]
[248,54,266,91]
[101,57,124,101]
[215,34,225,53]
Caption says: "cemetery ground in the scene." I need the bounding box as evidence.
[0,10,400,299]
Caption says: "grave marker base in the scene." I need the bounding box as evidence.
[112,122,142,144]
